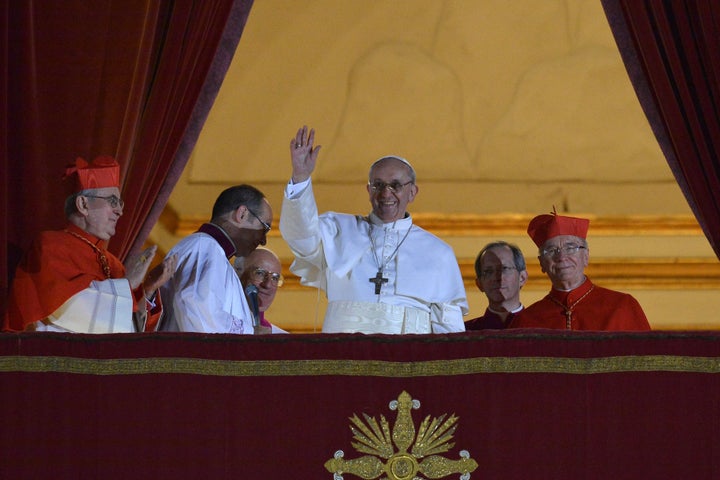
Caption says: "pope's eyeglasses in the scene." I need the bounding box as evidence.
[84,194,124,209]
[368,181,414,193]
[251,268,283,287]
[540,244,586,259]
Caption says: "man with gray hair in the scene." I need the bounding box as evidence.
[280,125,468,334]
[509,208,650,331]
[4,156,176,333]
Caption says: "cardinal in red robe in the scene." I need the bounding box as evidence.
[509,208,650,331]
[4,156,175,333]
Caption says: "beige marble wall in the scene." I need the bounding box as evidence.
[150,0,720,331]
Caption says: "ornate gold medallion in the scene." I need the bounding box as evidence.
[324,391,478,480]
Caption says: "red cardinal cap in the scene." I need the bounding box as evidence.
[64,156,120,192]
[527,207,589,247]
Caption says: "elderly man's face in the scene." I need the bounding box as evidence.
[367,159,417,223]
[241,249,282,312]
[538,235,589,290]
[82,187,123,240]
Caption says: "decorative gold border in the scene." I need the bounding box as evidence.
[2,355,720,376]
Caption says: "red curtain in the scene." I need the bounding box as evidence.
[1,0,253,314]
[1,2,9,326]
[602,0,720,258]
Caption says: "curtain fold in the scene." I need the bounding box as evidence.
[1,0,253,315]
[1,1,9,318]
[120,0,254,259]
[602,0,720,258]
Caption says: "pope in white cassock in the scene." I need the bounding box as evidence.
[279,125,468,334]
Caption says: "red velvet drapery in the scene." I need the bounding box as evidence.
[1,0,253,315]
[602,0,720,259]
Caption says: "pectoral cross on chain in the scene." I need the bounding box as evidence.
[369,269,388,294]
[548,285,595,330]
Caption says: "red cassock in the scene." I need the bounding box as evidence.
[3,224,160,332]
[509,278,650,331]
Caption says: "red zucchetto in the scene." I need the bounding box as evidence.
[527,207,590,247]
[64,156,120,192]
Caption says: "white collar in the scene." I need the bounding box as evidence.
[488,304,524,315]
[367,212,413,228]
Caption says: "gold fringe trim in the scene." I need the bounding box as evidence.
[1,355,719,376]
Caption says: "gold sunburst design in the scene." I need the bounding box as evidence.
[324,391,478,480]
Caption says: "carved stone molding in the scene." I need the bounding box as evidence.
[161,212,719,290]
[171,212,704,238]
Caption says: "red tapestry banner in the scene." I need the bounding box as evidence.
[1,330,719,479]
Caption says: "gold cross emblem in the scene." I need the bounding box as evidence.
[324,391,478,480]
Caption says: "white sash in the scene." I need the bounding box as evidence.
[37,279,135,333]
[323,301,431,334]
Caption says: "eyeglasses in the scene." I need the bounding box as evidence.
[480,265,517,278]
[540,244,587,259]
[368,181,414,193]
[246,207,271,233]
[84,194,124,209]
[251,267,284,287]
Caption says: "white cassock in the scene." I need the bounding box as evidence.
[280,179,468,334]
[160,230,254,334]
[34,279,138,333]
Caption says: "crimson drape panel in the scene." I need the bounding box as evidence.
[3,0,151,314]
[1,2,9,326]
[602,0,720,258]
[1,0,253,315]
[115,0,253,260]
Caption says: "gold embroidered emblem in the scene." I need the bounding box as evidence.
[324,391,478,480]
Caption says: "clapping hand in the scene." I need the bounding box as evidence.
[125,245,158,290]
[143,253,177,299]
